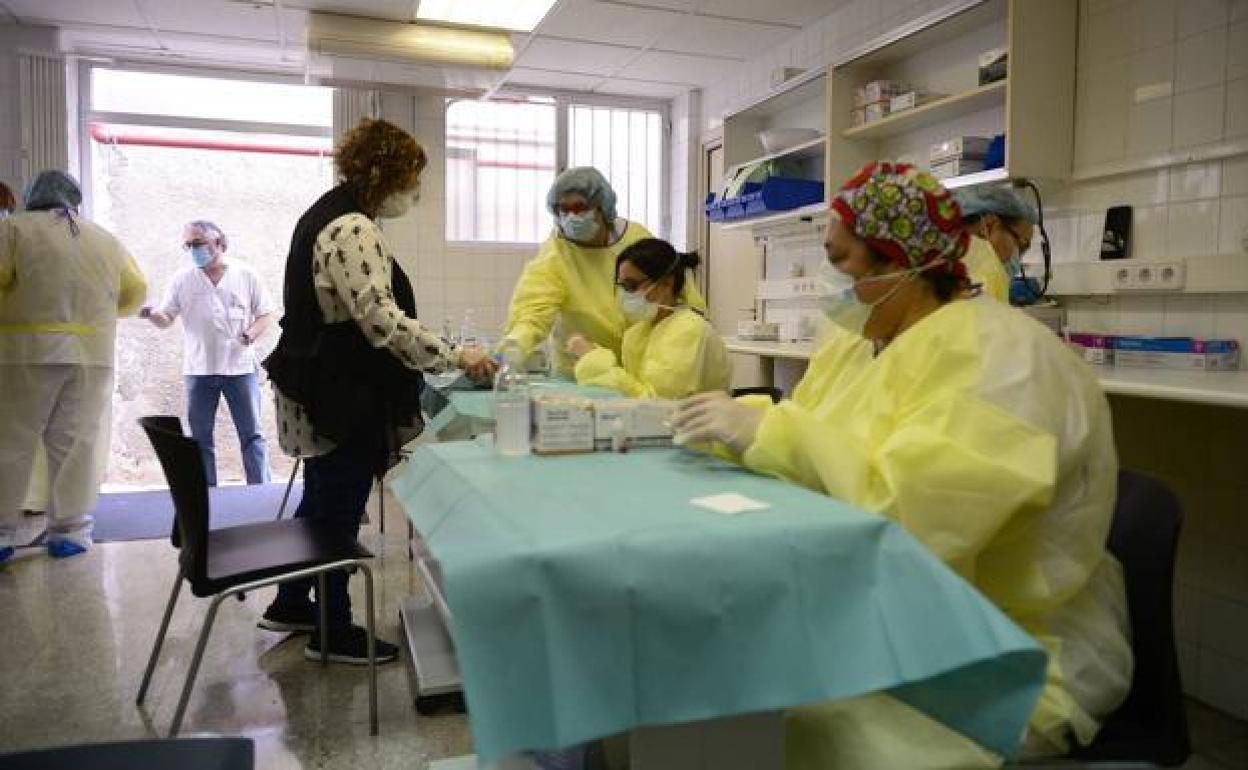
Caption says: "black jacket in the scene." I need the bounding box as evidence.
[263,183,424,470]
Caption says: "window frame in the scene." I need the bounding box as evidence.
[445,87,671,246]
[76,60,333,217]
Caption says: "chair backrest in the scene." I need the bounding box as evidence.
[0,737,254,770]
[1074,468,1190,765]
[731,386,782,403]
[138,415,211,587]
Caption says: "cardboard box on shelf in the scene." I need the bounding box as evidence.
[889,90,943,113]
[854,80,908,107]
[930,156,986,179]
[930,136,993,163]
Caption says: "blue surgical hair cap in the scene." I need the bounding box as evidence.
[953,185,1038,225]
[185,220,228,251]
[23,170,82,211]
[546,166,618,225]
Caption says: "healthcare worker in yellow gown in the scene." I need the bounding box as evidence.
[503,167,704,376]
[672,162,1132,769]
[956,185,1038,303]
[565,237,729,399]
[0,171,146,561]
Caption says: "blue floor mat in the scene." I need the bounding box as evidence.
[83,482,303,543]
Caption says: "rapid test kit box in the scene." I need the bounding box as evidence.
[1111,337,1241,370]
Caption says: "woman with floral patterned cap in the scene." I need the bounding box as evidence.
[672,162,1131,768]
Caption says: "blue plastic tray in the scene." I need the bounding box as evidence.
[705,176,824,222]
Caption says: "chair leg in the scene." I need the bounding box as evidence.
[317,572,328,665]
[359,562,379,736]
[169,593,226,737]
[276,457,301,520]
[137,566,185,704]
[377,476,386,535]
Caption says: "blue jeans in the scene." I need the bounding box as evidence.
[186,373,270,486]
[273,436,374,629]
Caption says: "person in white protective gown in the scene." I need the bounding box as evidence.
[0,171,147,561]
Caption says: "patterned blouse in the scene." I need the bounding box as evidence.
[274,213,457,458]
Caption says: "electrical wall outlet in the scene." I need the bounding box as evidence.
[1111,261,1186,292]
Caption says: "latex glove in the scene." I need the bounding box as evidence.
[670,391,763,454]
[565,334,595,359]
[459,345,498,384]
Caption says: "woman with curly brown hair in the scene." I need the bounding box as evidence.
[262,118,495,663]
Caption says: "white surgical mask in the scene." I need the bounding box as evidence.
[618,287,658,323]
[378,189,418,219]
[559,212,601,242]
[821,267,923,337]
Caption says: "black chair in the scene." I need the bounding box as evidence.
[731,386,783,403]
[0,738,253,770]
[136,416,379,738]
[1018,469,1190,768]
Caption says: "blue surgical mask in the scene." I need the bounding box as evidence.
[190,244,214,268]
[1005,254,1023,279]
[559,212,601,243]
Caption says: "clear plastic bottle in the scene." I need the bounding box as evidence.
[460,308,478,347]
[493,343,531,456]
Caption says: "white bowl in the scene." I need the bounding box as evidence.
[758,128,821,155]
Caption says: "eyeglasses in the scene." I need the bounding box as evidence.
[182,239,211,250]
[557,200,592,215]
[616,278,650,294]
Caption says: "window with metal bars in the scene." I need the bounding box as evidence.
[446,96,665,243]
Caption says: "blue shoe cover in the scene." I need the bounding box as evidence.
[47,540,88,559]
[0,546,13,564]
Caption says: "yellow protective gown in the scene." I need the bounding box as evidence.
[0,210,145,548]
[573,307,731,399]
[964,234,1010,302]
[504,221,705,375]
[735,298,1131,768]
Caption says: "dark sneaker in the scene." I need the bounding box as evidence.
[258,600,318,633]
[303,625,398,665]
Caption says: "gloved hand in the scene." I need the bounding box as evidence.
[565,334,595,359]
[670,391,764,454]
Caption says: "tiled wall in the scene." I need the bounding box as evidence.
[693,0,1248,719]
[379,94,532,341]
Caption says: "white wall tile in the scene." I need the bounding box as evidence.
[1127,96,1174,157]
[1226,76,1248,138]
[1131,0,1178,50]
[1224,156,1248,195]
[1218,194,1248,253]
[1167,200,1222,255]
[1079,211,1107,260]
[1176,27,1229,92]
[1163,294,1217,335]
[1174,85,1227,146]
[1117,295,1168,333]
[1045,214,1081,263]
[1213,292,1248,337]
[1228,21,1248,80]
[1133,204,1171,258]
[1177,0,1232,38]
[1170,162,1223,201]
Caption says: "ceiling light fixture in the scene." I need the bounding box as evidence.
[416,0,558,33]
[308,12,513,70]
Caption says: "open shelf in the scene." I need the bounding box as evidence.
[842,80,1007,140]
[939,167,1008,189]
[726,136,826,175]
[717,201,828,232]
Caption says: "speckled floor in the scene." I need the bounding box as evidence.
[0,492,471,768]
[1,491,1246,769]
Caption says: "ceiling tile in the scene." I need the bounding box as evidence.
[147,0,280,42]
[651,14,792,57]
[507,67,603,92]
[294,1,416,22]
[699,0,842,26]
[516,36,639,76]
[3,0,145,27]
[540,0,677,48]
[615,49,729,86]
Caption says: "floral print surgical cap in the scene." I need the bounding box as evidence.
[831,161,969,279]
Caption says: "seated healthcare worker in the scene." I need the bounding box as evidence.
[502,167,704,375]
[955,185,1038,303]
[565,237,730,399]
[671,162,1131,769]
